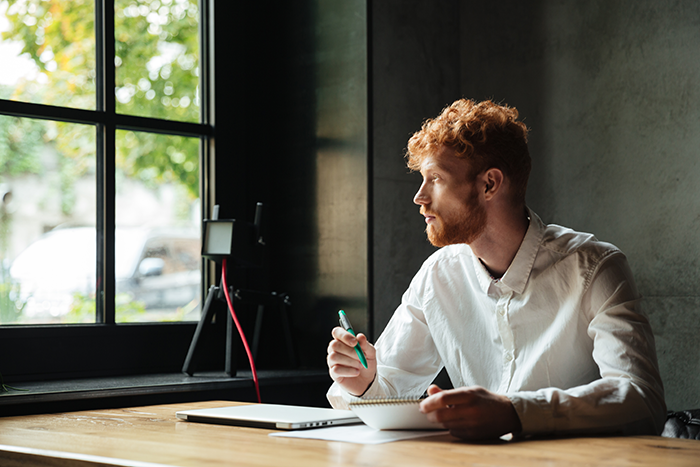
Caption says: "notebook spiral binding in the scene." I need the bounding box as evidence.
[348,396,426,407]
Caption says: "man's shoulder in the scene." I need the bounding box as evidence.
[539,222,622,263]
[407,244,475,293]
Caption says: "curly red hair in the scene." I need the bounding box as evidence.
[406,99,531,202]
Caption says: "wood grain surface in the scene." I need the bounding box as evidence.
[0,401,698,467]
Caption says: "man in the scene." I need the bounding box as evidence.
[326,99,666,440]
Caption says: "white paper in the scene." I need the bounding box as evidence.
[269,424,449,444]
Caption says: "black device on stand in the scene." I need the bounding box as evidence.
[182,203,296,378]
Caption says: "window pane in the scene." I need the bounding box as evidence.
[115,130,200,323]
[0,0,96,110]
[0,116,96,324]
[115,0,200,123]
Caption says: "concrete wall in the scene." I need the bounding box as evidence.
[372,0,699,411]
[371,1,459,336]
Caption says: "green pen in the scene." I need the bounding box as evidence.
[338,310,368,369]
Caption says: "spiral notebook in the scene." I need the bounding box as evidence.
[348,397,443,430]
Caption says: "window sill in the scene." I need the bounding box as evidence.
[0,369,331,416]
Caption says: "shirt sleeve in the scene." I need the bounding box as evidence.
[508,252,666,436]
[327,267,445,410]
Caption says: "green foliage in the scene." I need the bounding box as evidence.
[54,121,95,214]
[118,130,199,199]
[0,261,25,324]
[115,0,200,123]
[0,0,201,323]
[66,291,147,323]
[113,0,201,200]
[2,0,96,109]
[0,110,44,180]
[1,0,201,200]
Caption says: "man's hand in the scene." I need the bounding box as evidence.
[327,327,377,397]
[420,384,522,441]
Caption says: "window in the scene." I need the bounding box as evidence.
[0,0,213,380]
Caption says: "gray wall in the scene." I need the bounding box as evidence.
[371,1,458,335]
[372,0,699,411]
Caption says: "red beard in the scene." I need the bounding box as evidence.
[423,188,486,247]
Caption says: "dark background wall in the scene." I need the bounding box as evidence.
[370,0,700,412]
[371,1,456,337]
[222,1,368,371]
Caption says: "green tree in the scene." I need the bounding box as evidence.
[66,291,146,323]
[0,111,44,180]
[1,0,201,199]
[0,104,43,324]
[1,0,201,323]
[113,0,201,200]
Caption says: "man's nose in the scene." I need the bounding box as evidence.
[414,183,429,205]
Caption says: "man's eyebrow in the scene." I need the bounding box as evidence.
[421,161,451,175]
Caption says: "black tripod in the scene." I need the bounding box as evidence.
[182,203,296,376]
[181,281,297,376]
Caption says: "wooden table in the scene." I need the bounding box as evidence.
[0,401,698,467]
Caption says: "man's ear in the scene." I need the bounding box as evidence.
[482,168,504,200]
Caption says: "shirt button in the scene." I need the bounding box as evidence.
[504,352,513,362]
[498,307,506,316]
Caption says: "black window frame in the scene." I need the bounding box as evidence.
[0,0,216,383]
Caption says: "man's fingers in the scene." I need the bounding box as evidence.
[328,363,360,379]
[355,333,376,360]
[423,404,472,424]
[326,327,377,397]
[327,346,362,380]
[327,336,363,362]
[421,387,468,413]
[330,328,376,364]
[331,326,358,346]
[421,386,522,440]
[327,346,364,370]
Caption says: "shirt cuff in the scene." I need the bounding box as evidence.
[326,376,383,410]
[507,391,553,435]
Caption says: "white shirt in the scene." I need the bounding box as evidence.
[328,209,666,436]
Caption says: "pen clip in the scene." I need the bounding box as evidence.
[338,310,351,331]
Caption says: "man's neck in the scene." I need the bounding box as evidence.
[470,207,529,278]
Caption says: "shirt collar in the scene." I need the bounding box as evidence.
[470,207,545,295]
[471,249,496,294]
[499,207,545,295]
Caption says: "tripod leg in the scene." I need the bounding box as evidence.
[252,304,265,361]
[279,295,298,368]
[225,301,237,376]
[182,285,218,376]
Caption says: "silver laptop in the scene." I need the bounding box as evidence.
[176,403,362,430]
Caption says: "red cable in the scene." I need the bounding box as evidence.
[221,258,261,403]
